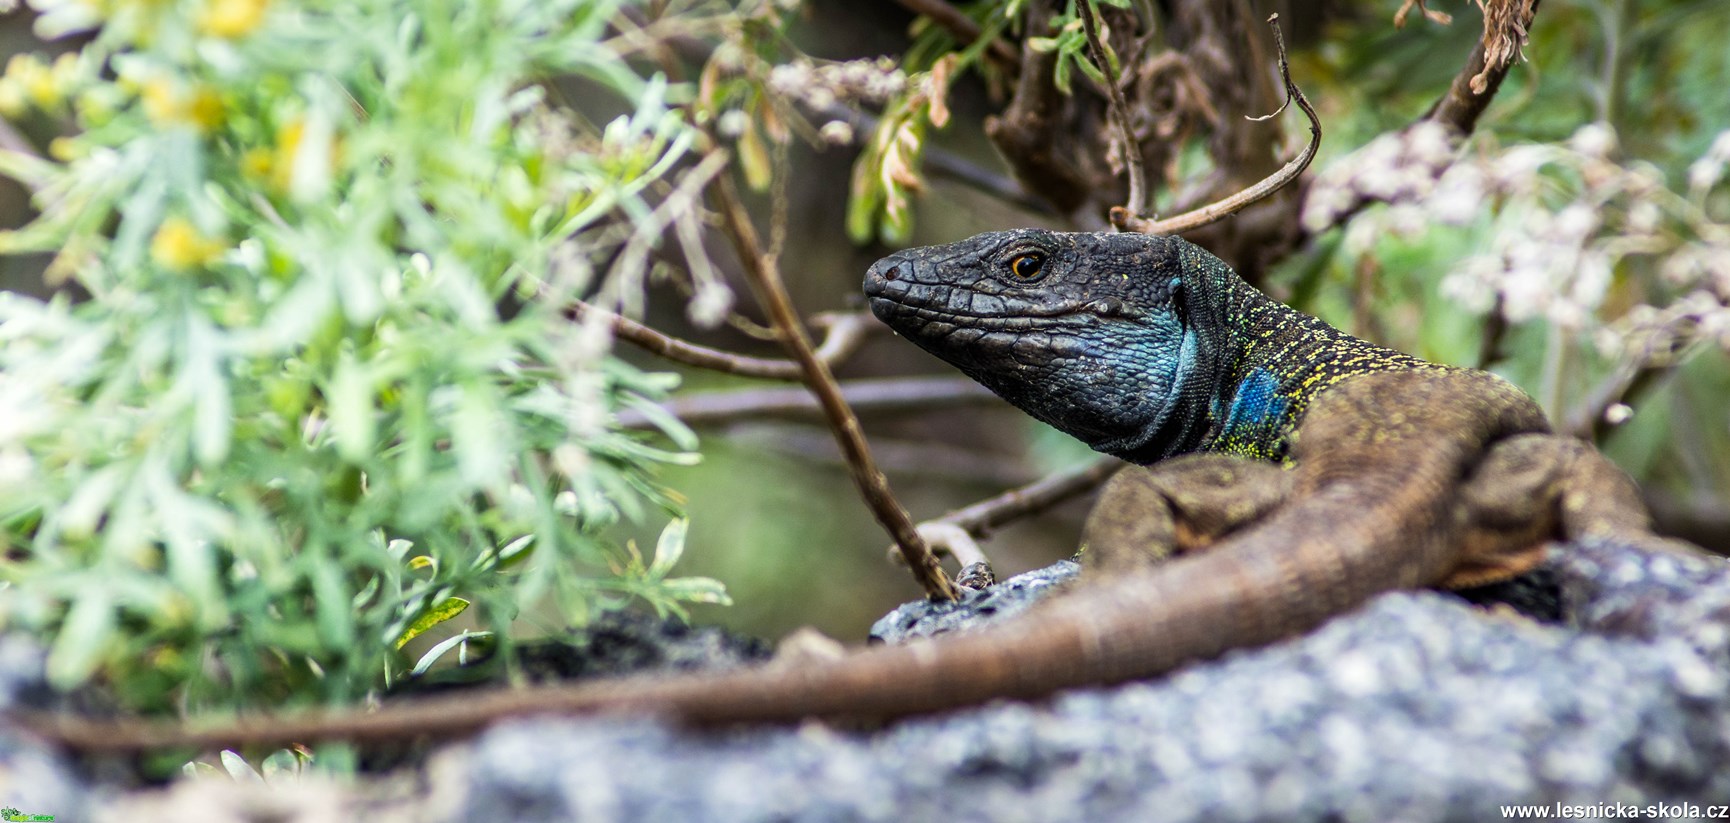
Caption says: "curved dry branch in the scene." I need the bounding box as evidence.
[616,377,999,429]
[711,172,959,601]
[1113,14,1318,235]
[573,303,879,381]
[1078,0,1148,218]
[936,455,1122,536]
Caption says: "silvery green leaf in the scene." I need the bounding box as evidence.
[648,518,689,579]
[328,354,375,463]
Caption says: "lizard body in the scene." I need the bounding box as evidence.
[11,230,1662,752]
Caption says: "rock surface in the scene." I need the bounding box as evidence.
[452,535,1730,821]
[13,534,1730,822]
[0,637,90,822]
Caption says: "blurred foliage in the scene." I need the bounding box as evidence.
[0,0,739,717]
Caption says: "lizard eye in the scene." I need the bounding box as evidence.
[1009,252,1046,279]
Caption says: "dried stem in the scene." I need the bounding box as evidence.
[571,303,879,381]
[1078,0,1148,218]
[1394,0,1454,27]
[1424,0,1542,139]
[1114,14,1319,235]
[934,456,1122,536]
[616,377,998,429]
[1566,359,1679,443]
[710,173,958,601]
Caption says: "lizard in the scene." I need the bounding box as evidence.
[7,229,1675,753]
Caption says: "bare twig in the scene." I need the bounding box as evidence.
[1395,0,1454,27]
[731,424,1038,486]
[1114,14,1319,235]
[1078,0,1148,219]
[571,303,879,381]
[1424,0,1541,139]
[913,522,992,570]
[616,376,999,429]
[891,0,1021,69]
[711,172,958,600]
[890,456,1122,582]
[1475,301,1510,369]
[1564,312,1696,441]
[1565,362,1676,443]
[934,455,1122,536]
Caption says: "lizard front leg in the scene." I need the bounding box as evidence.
[1080,454,1291,575]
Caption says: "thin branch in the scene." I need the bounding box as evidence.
[1565,361,1676,443]
[1423,0,1542,139]
[1475,299,1510,369]
[730,424,1039,486]
[616,377,999,429]
[1564,310,1698,441]
[891,456,1121,587]
[571,303,879,381]
[934,455,1122,536]
[1394,0,1454,27]
[1114,14,1319,235]
[912,522,992,582]
[711,172,958,601]
[891,0,1021,69]
[1079,0,1148,219]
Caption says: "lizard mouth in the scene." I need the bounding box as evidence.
[868,294,1147,333]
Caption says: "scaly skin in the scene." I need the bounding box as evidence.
[862,228,1440,462]
[9,231,1664,752]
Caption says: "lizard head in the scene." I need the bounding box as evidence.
[864,229,1224,462]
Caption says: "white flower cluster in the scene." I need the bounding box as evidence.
[767,56,906,112]
[1302,121,1458,238]
[1309,121,1730,363]
[1688,130,1730,195]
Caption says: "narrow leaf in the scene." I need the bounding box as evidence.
[395,597,470,649]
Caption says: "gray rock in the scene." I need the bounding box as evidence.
[456,535,1730,822]
[869,560,1078,643]
[0,637,92,823]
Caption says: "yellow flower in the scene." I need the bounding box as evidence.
[0,79,24,118]
[150,217,226,272]
[141,77,225,132]
[48,136,81,161]
[198,0,270,39]
[268,115,342,193]
[2,54,58,111]
[50,52,79,88]
[273,115,306,186]
[240,146,275,182]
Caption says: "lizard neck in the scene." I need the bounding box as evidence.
[1193,248,1430,461]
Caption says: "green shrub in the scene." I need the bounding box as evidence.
[0,0,726,715]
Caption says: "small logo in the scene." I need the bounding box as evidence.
[1,807,54,822]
